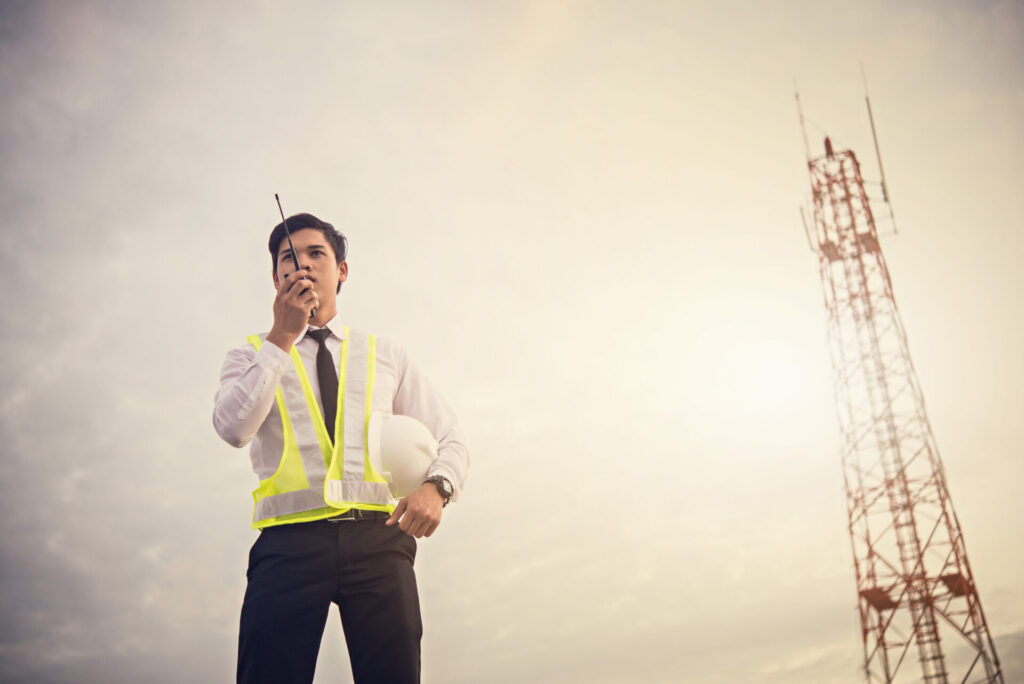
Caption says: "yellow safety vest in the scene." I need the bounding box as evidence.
[247,327,393,529]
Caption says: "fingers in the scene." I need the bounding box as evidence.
[278,268,307,293]
[279,270,318,311]
[407,516,431,538]
[386,499,407,526]
[294,276,318,311]
[280,268,317,297]
[298,287,318,311]
[389,499,441,538]
[269,269,320,342]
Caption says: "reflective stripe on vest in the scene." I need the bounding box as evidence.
[247,328,393,528]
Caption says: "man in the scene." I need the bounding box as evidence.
[213,213,468,684]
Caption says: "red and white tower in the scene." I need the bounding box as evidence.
[798,96,1003,683]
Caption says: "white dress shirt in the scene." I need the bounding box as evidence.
[213,320,468,501]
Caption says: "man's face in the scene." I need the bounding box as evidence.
[272,228,347,300]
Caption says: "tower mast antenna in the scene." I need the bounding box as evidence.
[861,63,897,234]
[795,82,812,166]
[795,85,817,253]
[798,86,1003,683]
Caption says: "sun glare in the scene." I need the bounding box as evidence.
[719,338,824,424]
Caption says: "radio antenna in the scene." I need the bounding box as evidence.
[794,82,812,167]
[861,64,897,234]
[274,193,316,317]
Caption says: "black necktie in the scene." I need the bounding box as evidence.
[306,328,338,442]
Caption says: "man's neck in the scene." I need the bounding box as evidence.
[308,307,337,329]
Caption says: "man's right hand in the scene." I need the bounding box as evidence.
[266,269,318,351]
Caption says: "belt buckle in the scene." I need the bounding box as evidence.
[327,509,388,523]
[327,509,359,523]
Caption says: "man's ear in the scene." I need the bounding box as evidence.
[272,269,280,289]
[338,261,348,285]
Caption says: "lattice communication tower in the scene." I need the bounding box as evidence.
[796,93,1003,683]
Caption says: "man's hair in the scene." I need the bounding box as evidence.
[268,212,348,273]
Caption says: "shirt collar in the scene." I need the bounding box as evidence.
[295,318,346,345]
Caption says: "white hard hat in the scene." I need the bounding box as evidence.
[368,412,439,498]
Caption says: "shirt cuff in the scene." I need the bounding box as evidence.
[233,341,291,419]
[255,338,292,368]
[426,464,462,503]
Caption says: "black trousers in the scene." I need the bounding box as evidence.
[237,519,421,684]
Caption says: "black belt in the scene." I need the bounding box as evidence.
[325,509,391,523]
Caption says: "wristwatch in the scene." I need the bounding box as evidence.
[423,475,453,507]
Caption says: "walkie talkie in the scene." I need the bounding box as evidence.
[274,193,316,318]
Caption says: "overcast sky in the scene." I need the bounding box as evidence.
[1,1,1022,682]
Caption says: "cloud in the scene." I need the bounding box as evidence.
[1,2,1022,683]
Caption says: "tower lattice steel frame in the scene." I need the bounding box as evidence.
[801,130,1004,683]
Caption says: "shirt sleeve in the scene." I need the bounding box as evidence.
[391,345,470,502]
[212,340,292,448]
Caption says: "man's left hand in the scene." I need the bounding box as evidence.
[386,483,443,538]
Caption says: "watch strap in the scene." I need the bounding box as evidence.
[424,475,453,507]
